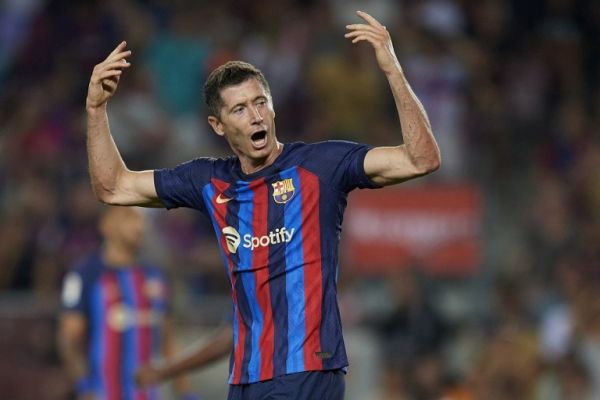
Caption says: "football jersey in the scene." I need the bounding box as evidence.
[154,140,378,384]
[61,254,168,400]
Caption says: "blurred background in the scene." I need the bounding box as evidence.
[1,0,599,399]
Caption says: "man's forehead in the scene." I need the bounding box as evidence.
[220,78,269,105]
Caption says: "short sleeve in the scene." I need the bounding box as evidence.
[61,271,86,313]
[304,141,381,193]
[154,158,214,214]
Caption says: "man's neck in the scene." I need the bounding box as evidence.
[102,244,136,268]
[239,142,284,174]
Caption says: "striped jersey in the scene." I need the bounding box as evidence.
[60,254,168,399]
[154,140,378,384]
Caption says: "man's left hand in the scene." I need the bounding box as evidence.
[345,10,401,76]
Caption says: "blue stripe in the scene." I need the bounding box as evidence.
[118,270,137,400]
[281,168,306,373]
[144,269,157,358]
[90,280,106,397]
[144,269,161,400]
[236,181,263,383]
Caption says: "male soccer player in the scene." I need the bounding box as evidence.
[84,10,440,400]
[58,207,195,400]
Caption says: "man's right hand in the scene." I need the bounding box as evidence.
[86,41,131,111]
[135,364,164,388]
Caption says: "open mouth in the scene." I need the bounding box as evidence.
[250,130,268,148]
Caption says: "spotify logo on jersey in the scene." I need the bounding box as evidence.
[221,226,296,254]
[222,226,241,253]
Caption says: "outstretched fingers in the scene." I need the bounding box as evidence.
[96,69,122,81]
[346,32,381,45]
[345,11,389,46]
[356,10,384,29]
[103,50,131,70]
[101,41,132,70]
[91,60,130,83]
[345,26,385,39]
[87,41,132,108]
[346,23,385,36]
[108,47,131,60]
[344,11,400,74]
[345,24,389,46]
[108,41,128,57]
[92,42,131,81]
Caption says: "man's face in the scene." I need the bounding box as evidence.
[208,78,277,171]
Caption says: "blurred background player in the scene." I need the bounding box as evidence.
[58,206,196,400]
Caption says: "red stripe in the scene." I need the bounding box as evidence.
[131,268,151,400]
[298,168,323,370]
[211,179,245,384]
[250,179,274,380]
[101,272,122,400]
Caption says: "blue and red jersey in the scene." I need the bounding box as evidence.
[154,140,378,384]
[61,254,169,399]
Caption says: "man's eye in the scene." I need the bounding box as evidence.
[233,107,244,114]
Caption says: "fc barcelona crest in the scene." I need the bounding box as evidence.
[272,178,295,204]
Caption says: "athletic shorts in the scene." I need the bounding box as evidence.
[227,369,346,400]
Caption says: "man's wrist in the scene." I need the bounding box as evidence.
[383,62,404,78]
[86,103,107,115]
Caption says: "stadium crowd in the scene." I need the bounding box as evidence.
[0,0,599,398]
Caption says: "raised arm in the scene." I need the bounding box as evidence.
[86,41,163,207]
[345,11,441,186]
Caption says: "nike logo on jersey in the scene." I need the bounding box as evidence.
[216,193,233,204]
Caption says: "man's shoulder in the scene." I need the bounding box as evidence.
[71,253,104,276]
[290,139,364,151]
[159,155,237,183]
[62,253,105,295]
[284,140,368,163]
[283,140,342,157]
[177,155,236,170]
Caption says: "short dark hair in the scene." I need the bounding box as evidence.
[204,61,271,118]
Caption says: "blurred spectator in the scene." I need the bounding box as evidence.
[307,43,386,141]
[370,268,448,399]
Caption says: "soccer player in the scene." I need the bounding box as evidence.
[58,206,195,400]
[85,10,440,400]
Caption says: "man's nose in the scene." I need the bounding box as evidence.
[251,106,263,123]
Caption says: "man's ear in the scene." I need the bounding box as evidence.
[207,116,225,137]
